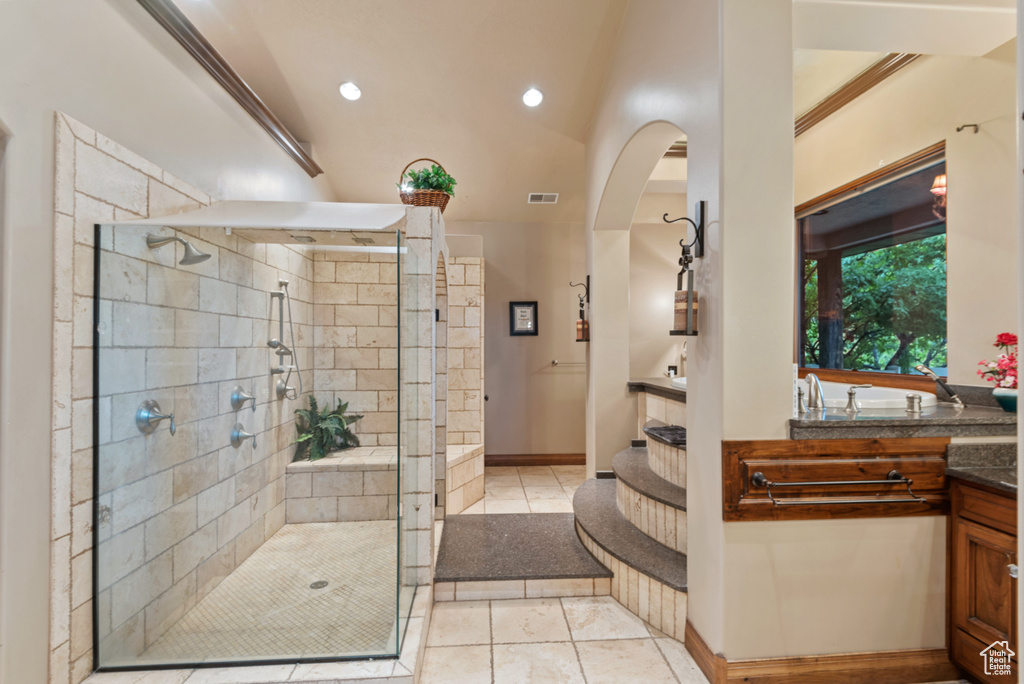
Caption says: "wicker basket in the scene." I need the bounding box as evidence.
[398,158,452,213]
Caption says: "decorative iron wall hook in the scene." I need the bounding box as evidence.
[663,200,707,259]
[569,276,589,303]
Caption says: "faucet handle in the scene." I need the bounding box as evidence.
[845,385,872,412]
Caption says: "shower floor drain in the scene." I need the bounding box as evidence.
[309,580,328,590]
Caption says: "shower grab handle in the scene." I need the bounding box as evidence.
[230,386,257,412]
[136,400,176,436]
[230,424,257,449]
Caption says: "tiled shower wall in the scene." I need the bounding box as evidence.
[310,250,400,446]
[93,227,315,664]
[445,257,484,446]
[50,112,215,682]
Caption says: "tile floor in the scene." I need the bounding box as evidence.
[129,522,398,666]
[419,595,708,683]
[458,466,584,515]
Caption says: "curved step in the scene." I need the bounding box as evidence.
[641,422,686,488]
[613,448,686,510]
[573,479,687,592]
[613,448,687,553]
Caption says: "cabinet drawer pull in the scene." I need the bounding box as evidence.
[750,470,927,506]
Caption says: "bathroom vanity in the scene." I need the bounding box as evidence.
[948,465,1018,681]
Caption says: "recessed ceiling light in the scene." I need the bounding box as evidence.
[339,82,361,101]
[523,88,543,107]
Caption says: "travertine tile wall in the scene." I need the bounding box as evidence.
[310,249,401,447]
[444,445,484,515]
[445,257,484,446]
[92,222,315,662]
[434,259,448,517]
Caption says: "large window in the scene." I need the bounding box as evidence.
[799,160,947,374]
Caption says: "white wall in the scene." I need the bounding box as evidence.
[795,41,1019,384]
[0,1,331,680]
[445,222,586,457]
[629,219,687,379]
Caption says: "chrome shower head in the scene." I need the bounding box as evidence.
[147,233,212,265]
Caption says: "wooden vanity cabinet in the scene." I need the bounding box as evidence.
[950,480,1018,682]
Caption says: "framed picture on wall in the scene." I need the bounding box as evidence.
[509,301,538,336]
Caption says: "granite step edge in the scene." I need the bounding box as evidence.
[612,447,686,511]
[643,421,688,449]
[573,479,687,592]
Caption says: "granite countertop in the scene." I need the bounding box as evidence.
[947,466,1018,495]
[790,404,1016,439]
[627,377,686,402]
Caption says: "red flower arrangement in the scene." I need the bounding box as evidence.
[978,332,1018,389]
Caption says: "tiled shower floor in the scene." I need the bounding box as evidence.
[139,521,398,664]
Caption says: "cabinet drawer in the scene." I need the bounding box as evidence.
[956,481,1017,535]
[952,627,1017,682]
[953,517,1017,650]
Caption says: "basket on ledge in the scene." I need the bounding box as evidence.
[398,158,453,214]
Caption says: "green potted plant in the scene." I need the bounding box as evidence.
[293,395,363,461]
[398,158,456,213]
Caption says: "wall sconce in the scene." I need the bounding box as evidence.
[930,173,946,221]
[663,201,707,336]
[570,277,590,342]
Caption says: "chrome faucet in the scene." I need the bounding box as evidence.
[805,373,826,411]
[845,384,873,413]
[915,364,965,408]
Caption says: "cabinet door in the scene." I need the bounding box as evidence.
[953,517,1017,650]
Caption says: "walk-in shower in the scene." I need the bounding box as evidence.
[92,204,431,672]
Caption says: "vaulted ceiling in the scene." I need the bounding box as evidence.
[169,1,1015,225]
[177,0,628,224]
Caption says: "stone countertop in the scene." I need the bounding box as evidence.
[947,466,1018,495]
[790,404,1016,439]
[627,377,686,403]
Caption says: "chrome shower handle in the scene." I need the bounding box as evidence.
[136,400,176,436]
[230,386,257,412]
[231,423,257,449]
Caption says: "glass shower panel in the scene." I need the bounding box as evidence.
[94,222,416,670]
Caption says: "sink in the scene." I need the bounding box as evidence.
[670,376,687,390]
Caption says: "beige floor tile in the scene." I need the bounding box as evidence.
[426,601,491,646]
[485,466,520,478]
[419,644,492,684]
[528,499,574,513]
[491,598,572,644]
[181,665,296,683]
[517,467,558,485]
[484,500,532,514]
[484,485,527,500]
[524,485,568,500]
[561,596,650,641]
[575,639,678,684]
[493,642,585,684]
[485,472,523,485]
[655,637,710,683]
[460,499,486,514]
[290,659,394,681]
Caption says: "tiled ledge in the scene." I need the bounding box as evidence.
[83,585,433,684]
[285,447,398,523]
[434,576,611,602]
[445,444,484,515]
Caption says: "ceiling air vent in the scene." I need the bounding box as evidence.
[528,193,559,204]
[352,236,375,244]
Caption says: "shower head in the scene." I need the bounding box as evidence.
[147,233,212,265]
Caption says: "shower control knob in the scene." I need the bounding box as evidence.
[136,400,176,436]
[231,386,257,412]
[230,424,258,449]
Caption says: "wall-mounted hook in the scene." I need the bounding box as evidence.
[569,276,590,303]
[956,123,979,134]
[663,200,707,259]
